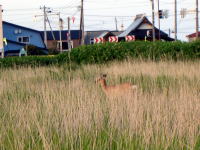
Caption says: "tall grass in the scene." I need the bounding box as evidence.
[0,60,199,149]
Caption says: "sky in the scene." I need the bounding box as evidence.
[0,0,197,41]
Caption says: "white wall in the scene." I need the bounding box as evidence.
[138,23,153,30]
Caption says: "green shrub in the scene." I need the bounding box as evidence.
[48,48,60,55]
[57,40,200,64]
[26,45,47,55]
[0,56,58,68]
[0,41,200,68]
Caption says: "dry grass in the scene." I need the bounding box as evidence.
[0,60,199,150]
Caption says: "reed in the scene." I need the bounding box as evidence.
[0,60,199,150]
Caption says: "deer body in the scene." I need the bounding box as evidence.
[96,74,137,99]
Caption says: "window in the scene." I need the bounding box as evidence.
[14,29,18,34]
[14,29,22,34]
[62,42,68,50]
[57,41,73,51]
[57,41,68,50]
[18,29,22,34]
[17,36,30,44]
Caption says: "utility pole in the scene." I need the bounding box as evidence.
[46,16,55,40]
[196,0,199,39]
[0,5,4,58]
[68,17,71,51]
[58,13,63,52]
[174,0,177,41]
[115,17,118,31]
[79,0,84,45]
[157,0,161,40]
[43,6,48,47]
[37,7,59,49]
[150,0,156,41]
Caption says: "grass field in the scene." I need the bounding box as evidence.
[0,60,199,150]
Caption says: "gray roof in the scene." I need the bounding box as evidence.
[97,31,124,38]
[111,31,124,36]
[84,30,107,44]
[84,30,123,44]
[118,16,146,37]
[97,31,110,38]
[86,30,108,37]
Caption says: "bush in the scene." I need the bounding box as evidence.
[57,40,200,64]
[26,45,47,55]
[48,48,60,55]
[0,41,199,68]
[0,56,58,68]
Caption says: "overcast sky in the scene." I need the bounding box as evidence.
[0,0,197,41]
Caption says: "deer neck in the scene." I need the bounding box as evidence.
[100,79,107,90]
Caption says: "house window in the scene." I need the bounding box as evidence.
[14,29,22,34]
[57,41,68,50]
[57,41,73,51]
[17,36,30,44]
[18,29,22,34]
[14,30,18,34]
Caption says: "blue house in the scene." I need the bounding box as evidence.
[2,21,47,56]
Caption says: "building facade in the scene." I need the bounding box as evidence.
[118,15,174,41]
[40,30,81,51]
[3,21,46,56]
[84,30,123,45]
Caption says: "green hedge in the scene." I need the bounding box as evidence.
[0,56,58,68]
[0,41,200,68]
[57,41,200,64]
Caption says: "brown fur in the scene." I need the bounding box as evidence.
[96,74,137,99]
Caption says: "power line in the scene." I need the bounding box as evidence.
[84,4,150,10]
[1,0,198,41]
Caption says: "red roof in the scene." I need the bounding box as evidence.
[186,32,200,38]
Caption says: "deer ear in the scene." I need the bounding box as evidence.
[102,74,107,78]
[100,73,107,78]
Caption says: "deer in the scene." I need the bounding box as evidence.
[95,74,137,99]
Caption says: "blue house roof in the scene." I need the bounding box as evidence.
[40,30,81,41]
[6,39,46,50]
[3,21,41,34]
[7,39,26,46]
